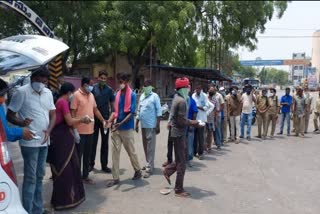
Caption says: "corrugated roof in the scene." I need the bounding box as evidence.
[150,64,232,82]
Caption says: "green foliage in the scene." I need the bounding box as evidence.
[0,1,289,81]
[237,66,258,78]
[259,67,289,86]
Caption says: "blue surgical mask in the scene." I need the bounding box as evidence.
[32,82,45,93]
[85,86,93,93]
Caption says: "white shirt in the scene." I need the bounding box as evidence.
[8,84,55,147]
[192,92,214,122]
[241,93,255,114]
[213,92,225,116]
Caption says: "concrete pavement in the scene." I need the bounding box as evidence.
[7,91,320,214]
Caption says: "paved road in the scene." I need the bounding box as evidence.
[8,91,320,214]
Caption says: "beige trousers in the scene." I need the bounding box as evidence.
[257,112,268,137]
[111,130,141,180]
[222,118,228,142]
[294,115,305,136]
[314,112,320,130]
[304,112,311,133]
[266,113,277,136]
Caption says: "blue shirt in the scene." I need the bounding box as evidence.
[137,92,162,128]
[280,95,293,113]
[0,105,23,142]
[188,96,198,120]
[116,92,136,130]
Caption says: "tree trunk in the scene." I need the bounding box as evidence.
[131,64,142,90]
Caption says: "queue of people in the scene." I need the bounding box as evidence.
[2,68,319,212]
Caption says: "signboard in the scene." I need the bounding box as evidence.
[307,67,317,89]
[240,60,283,66]
[293,70,303,76]
[240,59,311,66]
[0,0,54,38]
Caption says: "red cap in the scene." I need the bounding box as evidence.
[175,77,189,89]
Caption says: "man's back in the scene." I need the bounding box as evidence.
[170,94,187,137]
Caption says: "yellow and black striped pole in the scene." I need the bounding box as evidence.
[48,54,63,90]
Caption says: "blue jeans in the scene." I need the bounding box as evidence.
[21,146,48,214]
[216,115,223,145]
[240,112,252,138]
[280,112,291,134]
[187,127,195,161]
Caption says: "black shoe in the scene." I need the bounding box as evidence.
[102,167,112,173]
[277,132,283,135]
[313,129,319,133]
[89,165,94,172]
[132,170,142,180]
[217,146,221,150]
[239,136,244,139]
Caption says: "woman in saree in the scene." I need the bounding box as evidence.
[47,82,90,210]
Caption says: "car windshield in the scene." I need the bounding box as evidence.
[0,50,40,75]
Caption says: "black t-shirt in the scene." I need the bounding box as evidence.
[92,83,115,119]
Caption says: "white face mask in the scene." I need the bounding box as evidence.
[32,82,45,93]
[85,86,93,93]
[68,93,74,102]
[119,83,126,90]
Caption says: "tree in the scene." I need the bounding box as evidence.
[260,67,289,86]
[237,66,258,78]
[103,1,198,88]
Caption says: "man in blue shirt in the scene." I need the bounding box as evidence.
[91,70,115,173]
[0,79,33,141]
[278,87,293,136]
[187,90,198,167]
[135,79,162,178]
[106,73,142,187]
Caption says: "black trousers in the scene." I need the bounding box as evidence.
[193,127,204,156]
[164,135,186,193]
[166,129,174,163]
[91,119,110,168]
[76,134,93,179]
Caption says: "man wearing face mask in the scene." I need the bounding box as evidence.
[90,70,115,174]
[228,86,241,143]
[256,88,270,140]
[278,87,293,136]
[192,85,214,159]
[7,67,57,214]
[266,88,280,138]
[313,90,320,132]
[209,85,224,146]
[219,87,228,143]
[240,84,256,141]
[303,87,313,133]
[163,77,199,198]
[292,87,307,137]
[106,73,142,187]
[135,79,162,178]
[70,77,106,185]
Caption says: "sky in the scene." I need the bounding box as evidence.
[237,1,320,70]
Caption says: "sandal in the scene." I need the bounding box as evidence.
[83,178,95,185]
[163,170,171,185]
[175,191,191,198]
[106,179,120,188]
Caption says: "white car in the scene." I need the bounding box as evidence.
[0,35,68,213]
